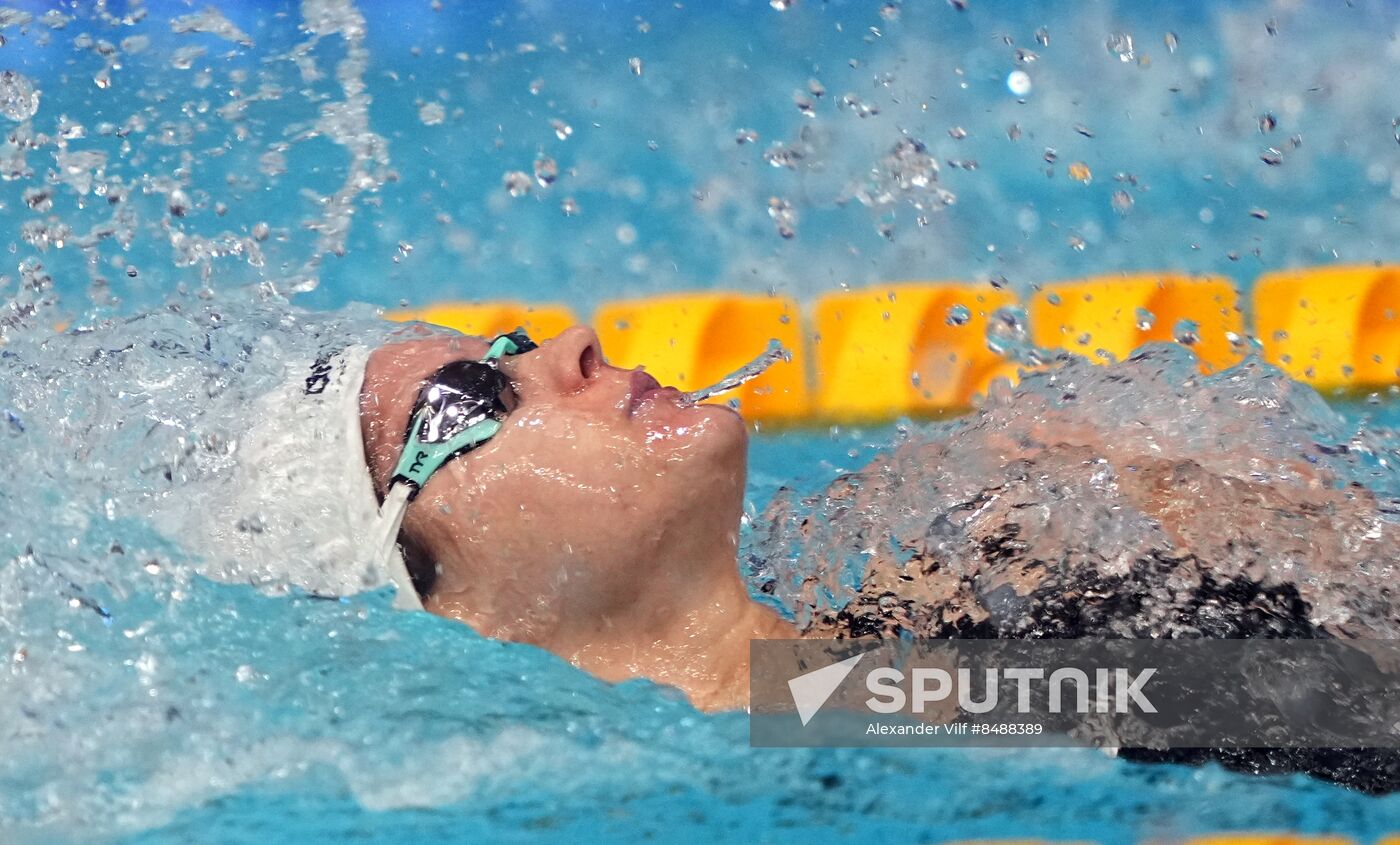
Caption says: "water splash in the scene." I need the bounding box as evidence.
[0,70,39,121]
[682,339,791,405]
[748,345,1400,640]
[293,0,391,289]
[855,137,956,212]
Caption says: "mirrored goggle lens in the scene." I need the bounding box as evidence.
[415,360,514,444]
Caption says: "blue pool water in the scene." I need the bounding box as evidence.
[4,1,1400,843]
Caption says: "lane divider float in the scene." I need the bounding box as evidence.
[390,265,1398,422]
[1253,265,1400,390]
[812,283,1016,422]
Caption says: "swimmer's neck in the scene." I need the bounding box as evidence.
[561,569,798,712]
[427,540,798,712]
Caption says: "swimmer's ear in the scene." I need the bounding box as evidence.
[399,529,438,599]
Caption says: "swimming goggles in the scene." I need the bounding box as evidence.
[376,329,536,609]
[389,328,537,499]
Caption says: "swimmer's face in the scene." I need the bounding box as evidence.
[361,325,749,645]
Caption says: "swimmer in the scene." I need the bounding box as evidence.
[364,326,798,711]
[194,323,797,712]
[203,321,1394,721]
[163,319,1398,789]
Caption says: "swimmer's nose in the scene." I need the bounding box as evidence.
[519,324,604,396]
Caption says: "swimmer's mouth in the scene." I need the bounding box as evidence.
[627,369,680,415]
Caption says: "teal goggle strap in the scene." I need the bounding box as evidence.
[389,330,535,500]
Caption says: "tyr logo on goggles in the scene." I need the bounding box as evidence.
[389,329,537,499]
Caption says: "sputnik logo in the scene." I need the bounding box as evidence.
[787,652,865,726]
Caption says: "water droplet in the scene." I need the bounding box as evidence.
[946,303,971,326]
[879,3,901,21]
[770,0,794,9]
[1068,162,1092,182]
[1105,33,1135,63]
[394,241,413,263]
[763,141,808,169]
[1035,26,1049,46]
[561,197,580,216]
[1046,292,1062,306]
[0,70,40,121]
[533,156,558,187]
[947,126,968,140]
[985,305,1038,364]
[1006,123,1022,141]
[1164,31,1179,53]
[1258,112,1277,133]
[23,188,52,212]
[1135,308,1156,331]
[1067,234,1086,251]
[1112,189,1134,215]
[167,190,191,218]
[1074,123,1094,138]
[1006,70,1031,96]
[549,118,572,141]
[735,128,759,145]
[855,136,955,213]
[1260,147,1284,166]
[628,57,643,76]
[615,223,638,245]
[1173,319,1200,346]
[503,170,532,197]
[839,93,879,118]
[768,197,797,239]
[418,101,446,126]
[1249,207,1270,220]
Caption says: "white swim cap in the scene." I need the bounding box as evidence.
[153,343,420,609]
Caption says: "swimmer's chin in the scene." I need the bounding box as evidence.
[636,398,748,451]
